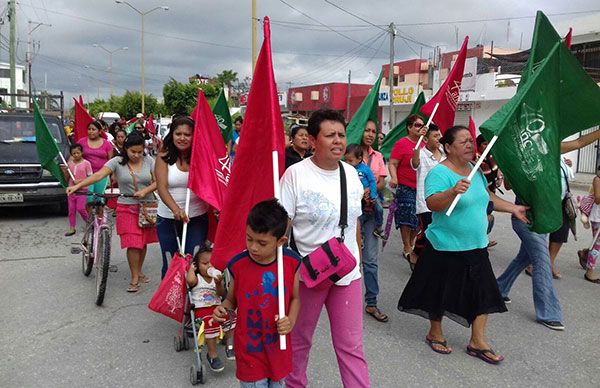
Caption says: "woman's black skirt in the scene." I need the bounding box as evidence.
[398,240,507,327]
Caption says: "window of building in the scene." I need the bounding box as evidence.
[0,69,10,78]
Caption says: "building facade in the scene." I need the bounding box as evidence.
[287,82,374,120]
[0,62,29,109]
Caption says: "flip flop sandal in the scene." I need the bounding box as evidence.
[578,249,589,270]
[365,307,389,322]
[466,345,504,365]
[552,272,562,280]
[524,267,533,277]
[139,274,151,284]
[403,252,416,272]
[127,282,139,293]
[584,274,600,284]
[425,336,452,354]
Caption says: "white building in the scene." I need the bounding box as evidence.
[0,62,29,109]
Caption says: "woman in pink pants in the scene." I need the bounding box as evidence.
[281,109,370,388]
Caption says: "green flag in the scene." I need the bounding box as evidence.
[346,71,383,146]
[126,120,137,134]
[211,89,233,144]
[519,11,562,90]
[480,39,600,234]
[34,99,68,188]
[379,92,427,160]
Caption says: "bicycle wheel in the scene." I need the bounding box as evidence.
[81,227,94,277]
[95,228,111,306]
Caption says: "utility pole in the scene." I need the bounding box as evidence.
[27,21,51,109]
[388,22,396,131]
[251,0,257,74]
[346,70,351,121]
[9,0,16,108]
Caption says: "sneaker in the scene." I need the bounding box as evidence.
[225,345,235,360]
[502,296,511,304]
[206,354,225,372]
[538,320,565,331]
[373,228,386,240]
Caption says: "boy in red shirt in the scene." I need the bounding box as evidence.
[213,199,301,387]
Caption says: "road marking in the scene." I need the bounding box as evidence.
[0,255,66,262]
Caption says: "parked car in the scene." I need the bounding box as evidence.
[0,112,70,212]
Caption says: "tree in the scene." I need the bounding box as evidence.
[215,69,238,89]
[162,78,218,116]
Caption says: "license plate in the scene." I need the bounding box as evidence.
[0,193,24,203]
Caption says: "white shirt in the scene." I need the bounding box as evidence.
[413,147,444,215]
[157,162,209,219]
[190,274,220,308]
[280,158,363,286]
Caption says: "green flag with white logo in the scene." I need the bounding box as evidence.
[379,92,427,160]
[480,36,600,233]
[212,89,233,144]
[34,99,68,188]
[346,71,383,147]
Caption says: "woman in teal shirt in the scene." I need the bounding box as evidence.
[398,126,528,364]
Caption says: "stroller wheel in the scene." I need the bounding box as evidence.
[183,335,190,350]
[174,335,183,352]
[190,365,198,385]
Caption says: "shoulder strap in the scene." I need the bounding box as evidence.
[128,163,140,191]
[338,161,348,241]
[560,163,571,193]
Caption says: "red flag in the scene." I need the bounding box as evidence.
[73,98,93,142]
[211,16,286,270]
[145,113,156,135]
[421,36,469,133]
[188,90,230,211]
[564,27,572,49]
[79,95,84,106]
[468,116,477,144]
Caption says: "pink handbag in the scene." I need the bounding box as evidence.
[298,162,356,289]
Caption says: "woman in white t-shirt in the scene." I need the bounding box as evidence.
[155,116,210,278]
[280,109,370,388]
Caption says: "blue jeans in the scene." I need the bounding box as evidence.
[239,379,284,388]
[373,199,383,229]
[359,212,380,306]
[156,213,208,278]
[496,218,563,322]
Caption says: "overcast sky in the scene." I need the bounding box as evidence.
[5,0,599,108]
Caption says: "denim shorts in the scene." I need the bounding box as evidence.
[239,378,284,388]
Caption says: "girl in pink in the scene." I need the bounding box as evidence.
[63,144,92,236]
[78,120,114,207]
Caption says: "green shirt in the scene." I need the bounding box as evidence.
[424,164,489,251]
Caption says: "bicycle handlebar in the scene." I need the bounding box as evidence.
[72,191,135,198]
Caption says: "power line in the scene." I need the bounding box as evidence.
[323,0,387,31]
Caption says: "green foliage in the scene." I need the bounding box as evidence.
[84,92,167,120]
[215,69,238,88]
[162,78,218,116]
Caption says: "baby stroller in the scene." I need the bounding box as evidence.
[174,258,236,385]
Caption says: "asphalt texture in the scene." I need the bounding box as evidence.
[1,190,599,388]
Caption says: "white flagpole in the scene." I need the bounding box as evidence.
[446,135,498,216]
[57,150,76,181]
[180,188,191,255]
[272,150,286,350]
[414,102,439,150]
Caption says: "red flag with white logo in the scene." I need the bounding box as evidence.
[421,36,469,133]
[211,16,286,271]
[188,90,230,211]
[73,97,93,142]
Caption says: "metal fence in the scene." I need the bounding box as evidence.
[577,126,600,173]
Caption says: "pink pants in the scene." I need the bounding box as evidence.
[587,222,600,270]
[286,279,370,388]
[68,194,88,228]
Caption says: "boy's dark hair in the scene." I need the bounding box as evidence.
[69,143,83,154]
[307,109,346,138]
[476,134,488,147]
[344,143,363,160]
[425,124,440,137]
[234,116,243,124]
[246,198,289,239]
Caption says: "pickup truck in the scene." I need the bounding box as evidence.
[0,112,70,213]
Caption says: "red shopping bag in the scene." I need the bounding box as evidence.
[148,252,190,322]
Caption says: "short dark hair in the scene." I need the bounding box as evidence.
[69,143,83,154]
[246,198,289,239]
[307,109,346,138]
[344,143,363,160]
[440,125,469,152]
[476,134,487,147]
[425,124,440,137]
[406,114,424,128]
[290,125,308,139]
[234,117,243,124]
[118,132,146,165]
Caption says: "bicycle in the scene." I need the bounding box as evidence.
[71,191,132,306]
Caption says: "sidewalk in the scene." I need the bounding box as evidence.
[572,172,595,191]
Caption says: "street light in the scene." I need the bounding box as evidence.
[115,1,169,114]
[93,44,128,97]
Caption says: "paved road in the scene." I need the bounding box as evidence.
[1,191,599,387]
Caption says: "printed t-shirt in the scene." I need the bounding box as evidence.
[414,147,444,214]
[424,163,489,251]
[190,274,220,309]
[227,249,301,383]
[390,137,423,188]
[78,138,113,173]
[67,159,93,188]
[104,156,155,205]
[280,158,363,286]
